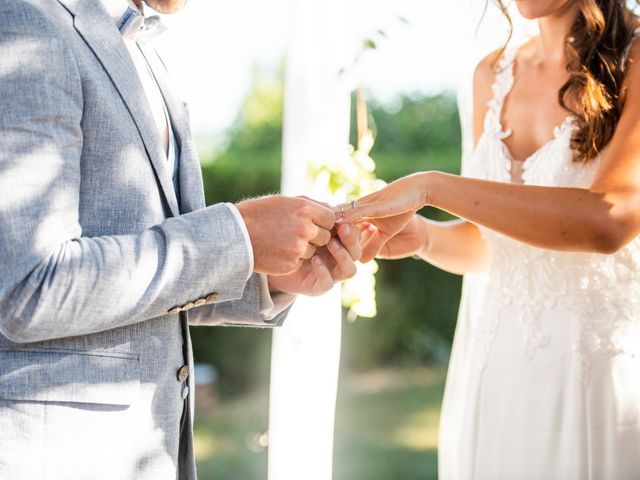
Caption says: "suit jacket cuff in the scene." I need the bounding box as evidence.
[224,202,254,281]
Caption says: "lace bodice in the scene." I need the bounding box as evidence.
[467,47,640,382]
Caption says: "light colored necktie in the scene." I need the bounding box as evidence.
[117,8,167,45]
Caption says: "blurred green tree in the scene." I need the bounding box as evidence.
[191,69,463,395]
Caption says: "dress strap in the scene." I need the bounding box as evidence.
[483,46,517,139]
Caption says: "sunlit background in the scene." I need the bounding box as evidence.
[156,0,498,148]
[152,1,518,478]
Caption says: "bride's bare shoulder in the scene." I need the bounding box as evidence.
[473,49,502,92]
[471,49,502,142]
[473,39,536,96]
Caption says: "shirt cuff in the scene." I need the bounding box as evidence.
[259,274,296,321]
[224,203,254,281]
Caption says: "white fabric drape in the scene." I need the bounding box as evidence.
[270,2,536,478]
[268,1,355,479]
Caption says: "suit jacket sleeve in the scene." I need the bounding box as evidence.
[188,274,291,327]
[0,4,272,343]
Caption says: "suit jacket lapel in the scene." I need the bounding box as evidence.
[56,0,181,217]
[141,46,206,214]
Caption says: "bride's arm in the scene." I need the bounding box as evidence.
[421,171,624,253]
[361,214,490,274]
[342,45,640,255]
[416,217,491,274]
[360,52,498,274]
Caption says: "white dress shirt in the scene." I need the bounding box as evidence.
[99,0,293,319]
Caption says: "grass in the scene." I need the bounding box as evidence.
[193,366,447,479]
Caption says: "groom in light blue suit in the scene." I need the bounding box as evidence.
[0,0,361,478]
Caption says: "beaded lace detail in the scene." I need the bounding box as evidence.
[467,46,640,382]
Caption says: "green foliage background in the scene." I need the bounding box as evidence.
[190,72,463,395]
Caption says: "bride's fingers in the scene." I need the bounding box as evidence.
[361,231,391,263]
[359,223,377,246]
[332,198,372,217]
[336,200,386,224]
[332,190,381,217]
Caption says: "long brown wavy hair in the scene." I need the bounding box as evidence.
[495,0,639,162]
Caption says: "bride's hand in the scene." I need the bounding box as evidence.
[336,173,429,261]
[357,213,415,262]
[360,214,428,262]
[337,173,429,224]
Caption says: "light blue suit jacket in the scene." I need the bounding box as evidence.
[0,1,288,478]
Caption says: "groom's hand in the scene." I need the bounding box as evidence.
[267,223,362,296]
[237,195,336,276]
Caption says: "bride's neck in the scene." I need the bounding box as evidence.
[536,3,580,64]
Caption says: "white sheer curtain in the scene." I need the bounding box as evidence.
[269,2,535,478]
[267,1,355,479]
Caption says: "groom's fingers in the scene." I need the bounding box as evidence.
[310,256,333,295]
[298,195,331,209]
[301,244,317,260]
[336,223,362,261]
[308,203,337,230]
[327,238,357,280]
[310,225,332,247]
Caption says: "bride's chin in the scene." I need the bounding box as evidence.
[515,9,540,21]
[514,0,576,20]
[513,4,547,20]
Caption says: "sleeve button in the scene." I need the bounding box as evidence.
[168,306,182,314]
[181,302,195,311]
[193,298,206,307]
[205,293,219,304]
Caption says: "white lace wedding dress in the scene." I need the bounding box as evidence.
[438,47,640,479]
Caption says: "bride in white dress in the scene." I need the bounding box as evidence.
[337,0,640,478]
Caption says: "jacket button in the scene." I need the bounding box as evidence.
[206,293,219,304]
[176,365,190,383]
[168,306,181,314]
